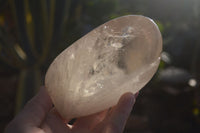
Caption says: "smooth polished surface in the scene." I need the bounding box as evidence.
[45,15,162,119]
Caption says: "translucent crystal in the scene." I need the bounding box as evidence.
[45,15,162,119]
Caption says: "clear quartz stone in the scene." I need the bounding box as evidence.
[45,15,162,119]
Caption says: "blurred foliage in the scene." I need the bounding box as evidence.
[0,0,119,113]
[0,0,200,132]
[0,0,70,113]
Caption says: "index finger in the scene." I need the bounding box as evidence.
[17,86,53,126]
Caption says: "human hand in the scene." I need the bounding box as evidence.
[4,86,137,133]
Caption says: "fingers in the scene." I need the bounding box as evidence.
[72,109,108,131]
[50,108,71,125]
[17,86,53,126]
[41,109,70,133]
[105,92,136,133]
[73,92,137,133]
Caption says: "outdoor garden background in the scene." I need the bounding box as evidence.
[0,0,200,133]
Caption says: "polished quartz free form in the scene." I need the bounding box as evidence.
[45,15,162,119]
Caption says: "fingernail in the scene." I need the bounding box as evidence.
[127,93,136,106]
[120,92,136,107]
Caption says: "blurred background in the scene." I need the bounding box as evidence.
[0,0,200,132]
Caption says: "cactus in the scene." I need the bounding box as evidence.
[0,0,71,113]
[0,0,118,114]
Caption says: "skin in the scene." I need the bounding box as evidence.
[4,86,137,133]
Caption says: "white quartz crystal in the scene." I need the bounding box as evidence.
[45,15,162,119]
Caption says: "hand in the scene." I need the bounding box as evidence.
[4,86,137,133]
